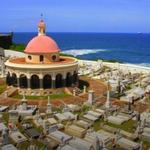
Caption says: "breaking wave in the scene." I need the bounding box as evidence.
[62,49,108,57]
[134,63,150,68]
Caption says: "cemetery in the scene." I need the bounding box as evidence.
[0,51,150,149]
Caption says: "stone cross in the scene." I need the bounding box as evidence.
[4,91,8,98]
[43,120,47,133]
[21,94,27,110]
[22,93,26,101]
[46,96,52,114]
[87,90,94,105]
[83,86,87,94]
[105,81,112,109]
[73,89,76,96]
[36,109,40,119]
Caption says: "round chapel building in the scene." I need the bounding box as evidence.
[5,20,78,91]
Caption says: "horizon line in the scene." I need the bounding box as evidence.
[1,31,150,34]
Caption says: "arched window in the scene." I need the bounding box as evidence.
[55,74,63,88]
[40,55,44,62]
[19,74,27,88]
[52,55,57,61]
[31,75,40,89]
[6,72,11,86]
[72,71,78,84]
[28,55,32,60]
[66,72,72,87]
[11,73,17,87]
[43,74,52,89]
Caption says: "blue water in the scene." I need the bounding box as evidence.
[13,32,150,67]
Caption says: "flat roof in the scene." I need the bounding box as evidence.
[24,128,40,138]
[5,56,78,69]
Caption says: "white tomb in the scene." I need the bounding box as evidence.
[87,90,95,105]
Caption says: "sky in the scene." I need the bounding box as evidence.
[0,0,150,33]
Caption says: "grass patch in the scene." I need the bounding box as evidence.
[9,43,25,52]
[82,105,90,113]
[143,141,150,150]
[2,112,9,124]
[106,119,136,132]
[17,140,44,150]
[93,120,103,131]
[12,92,71,100]
[60,52,74,57]
[0,83,7,94]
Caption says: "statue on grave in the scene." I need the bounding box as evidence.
[87,90,95,105]
[105,81,112,109]
[46,96,52,114]
[83,85,87,94]
[73,89,76,96]
[21,94,27,110]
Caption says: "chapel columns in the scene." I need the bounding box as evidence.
[6,68,78,90]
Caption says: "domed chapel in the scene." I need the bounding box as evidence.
[5,19,78,92]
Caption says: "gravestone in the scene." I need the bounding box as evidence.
[87,90,95,105]
[46,96,52,114]
[2,128,9,145]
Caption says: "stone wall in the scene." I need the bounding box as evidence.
[0,33,13,49]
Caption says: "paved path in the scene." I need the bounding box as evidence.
[0,86,17,98]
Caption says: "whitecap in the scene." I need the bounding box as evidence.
[62,49,108,57]
[125,63,150,68]
[134,63,150,68]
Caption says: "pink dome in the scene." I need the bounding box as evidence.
[24,35,60,54]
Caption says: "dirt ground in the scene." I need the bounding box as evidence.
[0,77,150,112]
[0,77,107,107]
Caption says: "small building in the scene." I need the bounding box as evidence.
[5,19,78,93]
[65,124,87,138]
[24,127,40,139]
[8,110,19,124]
[9,131,27,144]
[47,130,72,143]
[68,137,94,150]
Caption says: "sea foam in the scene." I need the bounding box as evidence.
[134,63,150,67]
[62,49,108,57]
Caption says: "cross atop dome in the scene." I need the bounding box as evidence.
[40,13,43,20]
[38,14,46,36]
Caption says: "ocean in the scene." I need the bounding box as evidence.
[13,32,150,67]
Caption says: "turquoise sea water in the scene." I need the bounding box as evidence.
[13,32,150,67]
